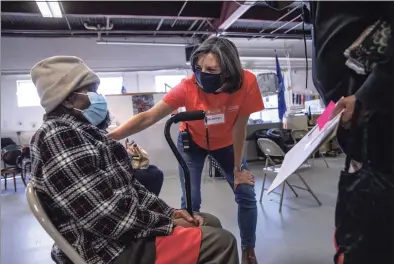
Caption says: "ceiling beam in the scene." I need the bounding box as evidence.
[1,29,311,39]
[1,1,221,19]
[1,12,212,22]
[241,4,302,21]
[214,1,257,31]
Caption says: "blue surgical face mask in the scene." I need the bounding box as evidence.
[73,92,108,126]
[195,70,223,94]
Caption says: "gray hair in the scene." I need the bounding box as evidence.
[190,37,243,93]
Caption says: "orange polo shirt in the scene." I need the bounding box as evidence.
[163,70,265,150]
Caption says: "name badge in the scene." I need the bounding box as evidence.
[206,113,225,125]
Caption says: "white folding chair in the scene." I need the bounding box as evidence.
[291,129,329,168]
[26,183,87,264]
[257,138,322,212]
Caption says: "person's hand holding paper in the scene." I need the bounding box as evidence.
[331,95,357,128]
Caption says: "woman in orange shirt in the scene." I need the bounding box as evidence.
[110,37,264,264]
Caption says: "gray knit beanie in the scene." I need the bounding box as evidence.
[30,56,100,113]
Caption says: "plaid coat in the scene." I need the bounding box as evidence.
[30,114,175,264]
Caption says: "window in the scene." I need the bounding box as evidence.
[97,77,123,95]
[248,95,280,124]
[16,80,41,107]
[263,95,278,109]
[246,69,287,124]
[155,75,186,92]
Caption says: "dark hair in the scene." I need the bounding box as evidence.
[190,37,243,93]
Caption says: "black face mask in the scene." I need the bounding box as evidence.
[195,70,222,94]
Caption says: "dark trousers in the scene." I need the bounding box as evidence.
[134,165,164,196]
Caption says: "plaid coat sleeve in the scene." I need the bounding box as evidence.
[37,125,174,240]
[133,180,175,217]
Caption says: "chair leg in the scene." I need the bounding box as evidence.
[21,169,27,187]
[13,173,17,192]
[279,182,286,213]
[4,174,7,190]
[285,180,299,197]
[321,154,329,168]
[259,173,267,202]
[311,153,315,166]
[296,172,322,206]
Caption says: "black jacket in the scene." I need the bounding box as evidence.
[266,2,393,172]
[309,1,393,113]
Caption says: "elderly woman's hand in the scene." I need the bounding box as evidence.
[172,209,204,227]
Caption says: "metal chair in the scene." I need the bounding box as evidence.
[26,183,87,264]
[266,128,295,153]
[1,145,26,191]
[203,156,225,183]
[16,146,31,184]
[291,129,329,168]
[257,138,322,212]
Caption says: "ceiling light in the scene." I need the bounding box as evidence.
[36,0,62,18]
[97,40,187,47]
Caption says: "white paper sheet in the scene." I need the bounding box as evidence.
[267,113,342,194]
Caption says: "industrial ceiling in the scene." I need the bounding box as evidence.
[1,1,312,42]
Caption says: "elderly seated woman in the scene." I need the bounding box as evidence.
[124,139,164,197]
[29,56,239,264]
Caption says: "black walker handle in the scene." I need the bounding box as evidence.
[164,110,206,216]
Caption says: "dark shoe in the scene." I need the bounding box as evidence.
[241,248,258,264]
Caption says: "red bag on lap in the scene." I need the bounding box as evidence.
[155,226,202,264]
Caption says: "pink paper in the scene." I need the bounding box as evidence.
[317,101,336,130]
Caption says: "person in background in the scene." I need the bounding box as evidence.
[29,56,239,264]
[267,2,393,264]
[125,139,164,196]
[110,37,265,264]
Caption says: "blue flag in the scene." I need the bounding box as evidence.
[276,53,287,121]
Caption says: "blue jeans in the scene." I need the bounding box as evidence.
[134,165,164,196]
[177,133,257,249]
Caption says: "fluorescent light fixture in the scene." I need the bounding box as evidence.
[97,40,187,47]
[36,0,62,18]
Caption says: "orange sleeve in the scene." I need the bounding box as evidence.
[162,81,186,109]
[238,75,265,116]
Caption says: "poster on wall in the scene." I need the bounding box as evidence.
[132,94,154,114]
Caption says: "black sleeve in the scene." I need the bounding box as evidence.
[355,5,393,113]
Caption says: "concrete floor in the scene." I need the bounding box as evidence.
[1,156,345,264]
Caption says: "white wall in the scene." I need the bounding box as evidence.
[290,69,317,94]
[1,37,188,74]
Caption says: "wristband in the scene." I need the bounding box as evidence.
[234,164,244,172]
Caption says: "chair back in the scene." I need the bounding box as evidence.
[2,145,23,167]
[257,138,285,157]
[26,183,87,264]
[291,129,308,143]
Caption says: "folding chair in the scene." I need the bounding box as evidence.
[291,129,329,168]
[257,138,322,212]
[26,183,87,264]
